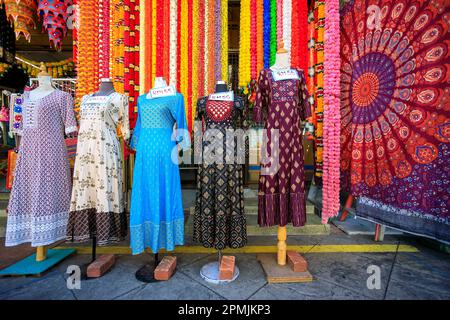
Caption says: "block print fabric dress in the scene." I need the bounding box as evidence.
[254,68,311,227]
[193,96,247,249]
[67,93,130,246]
[6,89,77,247]
[130,93,190,255]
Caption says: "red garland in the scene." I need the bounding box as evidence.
[291,0,299,68]
[176,0,181,91]
[164,0,170,82]
[146,0,152,91]
[297,0,308,73]
[250,0,257,79]
[197,0,205,98]
[156,0,163,77]
[187,0,193,132]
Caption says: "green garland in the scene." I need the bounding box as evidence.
[269,0,277,66]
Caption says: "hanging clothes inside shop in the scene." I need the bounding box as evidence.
[129,92,190,255]
[193,93,247,250]
[5,89,77,247]
[340,0,450,243]
[254,68,311,227]
[67,92,129,246]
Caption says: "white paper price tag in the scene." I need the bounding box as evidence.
[209,91,234,102]
[147,85,176,99]
[271,69,299,81]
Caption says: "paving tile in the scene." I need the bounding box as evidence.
[115,271,224,300]
[0,272,74,300]
[180,254,267,300]
[394,251,450,281]
[249,279,372,300]
[65,255,148,300]
[385,278,450,300]
[302,252,395,299]
[388,263,450,299]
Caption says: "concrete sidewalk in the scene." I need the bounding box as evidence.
[1,228,449,300]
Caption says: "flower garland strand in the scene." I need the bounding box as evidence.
[282,0,291,66]
[214,0,222,81]
[314,0,325,178]
[256,0,264,73]
[263,0,271,69]
[250,0,257,80]
[307,6,316,121]
[204,0,209,94]
[187,0,193,132]
[169,0,177,87]
[207,0,215,93]
[220,0,228,82]
[146,0,153,91]
[139,0,146,93]
[192,0,199,127]
[269,0,277,66]
[297,0,308,74]
[197,0,205,97]
[238,0,250,88]
[276,0,283,45]
[322,0,340,223]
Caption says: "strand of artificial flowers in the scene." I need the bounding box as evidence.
[256,0,264,73]
[204,0,209,94]
[269,0,277,66]
[322,0,341,222]
[138,0,146,93]
[263,0,271,68]
[192,0,199,127]
[197,0,205,97]
[238,0,251,88]
[145,0,153,91]
[169,0,177,87]
[250,0,257,80]
[208,0,216,93]
[220,0,228,82]
[214,0,222,81]
[276,0,283,45]
[187,0,193,132]
[297,0,308,74]
[282,0,291,65]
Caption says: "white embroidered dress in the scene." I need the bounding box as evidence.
[67,92,130,245]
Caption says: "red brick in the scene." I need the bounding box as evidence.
[87,254,116,278]
[154,256,177,281]
[219,255,235,280]
[287,251,308,272]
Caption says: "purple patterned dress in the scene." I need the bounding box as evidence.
[5,90,77,247]
[254,68,311,227]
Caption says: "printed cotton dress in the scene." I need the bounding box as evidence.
[67,92,130,246]
[254,68,311,227]
[130,93,190,255]
[193,96,247,249]
[6,89,77,247]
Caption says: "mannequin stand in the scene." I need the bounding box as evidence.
[200,251,240,284]
[135,253,162,283]
[80,233,99,280]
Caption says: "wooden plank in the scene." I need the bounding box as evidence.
[257,254,313,284]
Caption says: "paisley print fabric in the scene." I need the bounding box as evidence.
[67,92,130,246]
[254,68,311,227]
[340,0,449,242]
[193,96,247,250]
[6,90,77,247]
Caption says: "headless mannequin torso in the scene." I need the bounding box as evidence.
[94,78,116,96]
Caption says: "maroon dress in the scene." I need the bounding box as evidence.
[253,68,311,227]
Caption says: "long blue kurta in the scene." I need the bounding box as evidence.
[130,93,190,255]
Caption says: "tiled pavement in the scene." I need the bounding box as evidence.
[1,231,449,300]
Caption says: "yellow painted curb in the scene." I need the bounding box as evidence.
[55,244,419,255]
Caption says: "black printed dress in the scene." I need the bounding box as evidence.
[193,95,247,249]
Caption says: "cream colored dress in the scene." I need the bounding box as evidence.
[67,92,130,245]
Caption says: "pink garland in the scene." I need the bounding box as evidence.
[276,0,283,45]
[322,0,340,223]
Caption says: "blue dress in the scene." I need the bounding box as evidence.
[130,93,190,255]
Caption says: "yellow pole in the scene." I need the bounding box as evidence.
[36,246,47,262]
[277,226,287,265]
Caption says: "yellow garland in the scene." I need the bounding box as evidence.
[204,0,209,94]
[111,0,125,93]
[14,56,75,78]
[238,0,251,89]
[139,0,146,94]
[192,0,199,125]
[151,0,156,88]
[221,0,228,82]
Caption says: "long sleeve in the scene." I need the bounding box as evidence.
[61,92,77,135]
[171,93,191,151]
[130,97,141,150]
[254,70,269,123]
[298,70,311,120]
[118,94,130,140]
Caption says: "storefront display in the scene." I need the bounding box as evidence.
[129,78,190,255]
[67,79,130,246]
[194,82,247,250]
[5,72,77,247]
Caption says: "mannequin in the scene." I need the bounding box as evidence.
[135,76,177,283]
[270,45,290,70]
[79,79,116,279]
[29,63,55,101]
[195,80,245,283]
[94,78,116,97]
